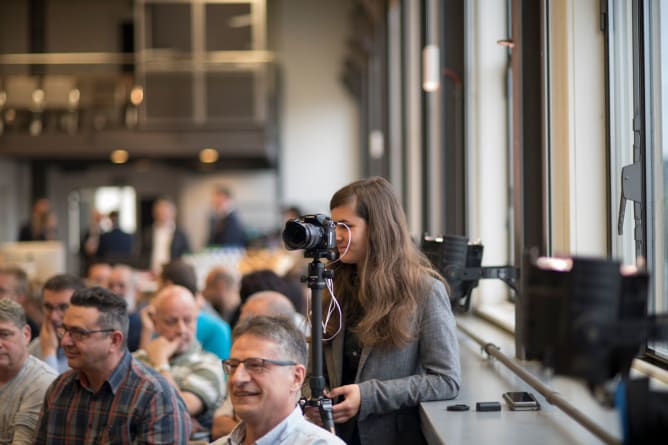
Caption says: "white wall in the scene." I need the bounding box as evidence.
[273,0,359,214]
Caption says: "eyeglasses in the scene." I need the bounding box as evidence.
[222,357,297,375]
[56,325,115,342]
[43,303,69,313]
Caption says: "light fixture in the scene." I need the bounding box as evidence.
[422,44,440,92]
[110,149,129,164]
[130,86,144,106]
[199,147,219,163]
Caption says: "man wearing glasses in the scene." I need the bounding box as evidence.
[28,274,85,373]
[33,286,191,444]
[213,316,344,445]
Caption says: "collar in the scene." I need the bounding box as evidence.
[77,350,131,395]
[230,406,302,445]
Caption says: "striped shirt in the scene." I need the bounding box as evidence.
[134,340,225,431]
[33,351,191,445]
[0,355,57,445]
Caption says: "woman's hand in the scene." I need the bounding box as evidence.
[327,384,361,423]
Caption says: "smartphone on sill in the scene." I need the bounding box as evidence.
[502,391,540,411]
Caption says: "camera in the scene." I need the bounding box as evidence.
[282,213,336,253]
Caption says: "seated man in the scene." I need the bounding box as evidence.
[145,259,232,360]
[0,265,40,339]
[211,290,302,440]
[212,316,344,445]
[33,286,191,444]
[28,274,85,373]
[134,285,224,441]
[0,299,57,445]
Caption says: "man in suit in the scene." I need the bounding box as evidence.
[207,186,247,248]
[96,210,133,260]
[139,197,191,274]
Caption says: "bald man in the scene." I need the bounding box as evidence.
[133,285,224,442]
[211,290,310,440]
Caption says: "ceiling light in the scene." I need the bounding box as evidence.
[199,148,219,163]
[110,149,129,164]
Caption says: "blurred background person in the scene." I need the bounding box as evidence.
[28,274,85,373]
[0,299,57,445]
[85,262,112,288]
[0,265,40,339]
[79,209,108,276]
[207,185,247,248]
[140,197,191,275]
[202,265,241,324]
[18,197,54,242]
[96,210,134,261]
[108,264,143,352]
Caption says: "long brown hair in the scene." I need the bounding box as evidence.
[324,176,444,348]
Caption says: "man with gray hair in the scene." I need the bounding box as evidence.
[213,316,344,445]
[0,299,57,445]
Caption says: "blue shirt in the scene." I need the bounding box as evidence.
[196,311,232,360]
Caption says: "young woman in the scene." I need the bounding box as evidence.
[319,176,461,445]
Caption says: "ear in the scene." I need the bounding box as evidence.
[110,330,125,351]
[22,324,31,344]
[291,364,306,391]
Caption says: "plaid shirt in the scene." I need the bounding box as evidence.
[33,351,191,445]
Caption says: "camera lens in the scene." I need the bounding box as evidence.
[282,219,325,250]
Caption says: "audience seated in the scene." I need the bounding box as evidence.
[86,262,112,288]
[134,285,225,442]
[0,299,57,445]
[212,316,344,445]
[142,259,232,360]
[108,264,143,352]
[0,265,41,339]
[33,287,191,444]
[28,274,85,373]
[210,290,309,440]
[228,269,306,328]
[202,265,241,324]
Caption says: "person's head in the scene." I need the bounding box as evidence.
[87,262,112,288]
[159,260,199,297]
[60,287,128,374]
[331,176,418,266]
[42,274,85,328]
[32,197,50,216]
[109,264,138,312]
[152,197,176,225]
[225,316,307,433]
[203,266,239,313]
[239,269,304,312]
[240,291,295,322]
[0,299,31,377]
[108,210,120,228]
[150,285,198,354]
[0,266,29,304]
[212,185,233,213]
[281,206,302,222]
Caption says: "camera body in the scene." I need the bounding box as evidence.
[282,213,336,258]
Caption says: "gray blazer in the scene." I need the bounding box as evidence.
[323,278,461,445]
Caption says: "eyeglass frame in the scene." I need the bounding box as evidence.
[222,357,297,375]
[56,324,115,342]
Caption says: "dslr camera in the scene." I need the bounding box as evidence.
[282,214,336,257]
